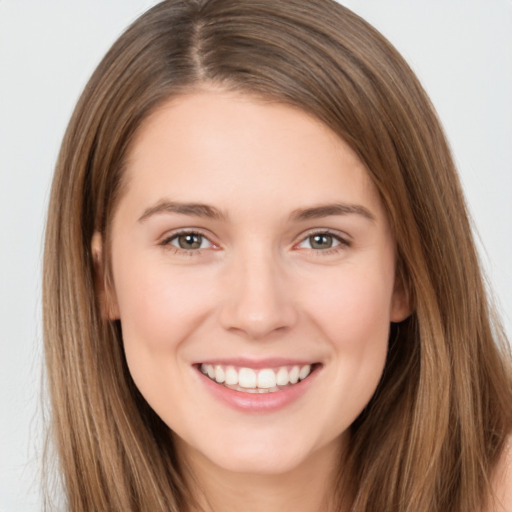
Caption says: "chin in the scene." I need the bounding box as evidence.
[177,425,333,478]
[206,443,311,476]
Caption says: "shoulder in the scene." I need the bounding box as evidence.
[487,436,512,512]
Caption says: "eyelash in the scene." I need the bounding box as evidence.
[295,229,351,255]
[158,229,351,256]
[159,230,214,256]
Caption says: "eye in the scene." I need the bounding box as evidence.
[301,233,338,250]
[163,231,213,251]
[296,232,348,251]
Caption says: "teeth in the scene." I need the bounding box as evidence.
[289,366,300,384]
[225,366,238,385]
[239,368,257,388]
[214,365,225,384]
[199,363,313,392]
[276,367,289,386]
[257,369,276,389]
[299,365,310,380]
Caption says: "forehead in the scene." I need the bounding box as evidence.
[120,89,384,221]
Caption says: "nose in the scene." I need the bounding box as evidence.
[218,248,298,340]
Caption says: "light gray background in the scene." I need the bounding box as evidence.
[1,1,511,510]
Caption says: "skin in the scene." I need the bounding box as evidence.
[95,89,410,511]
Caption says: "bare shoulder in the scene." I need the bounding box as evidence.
[488,436,512,512]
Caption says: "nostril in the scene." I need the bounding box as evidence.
[218,292,298,340]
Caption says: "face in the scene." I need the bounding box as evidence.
[99,89,409,478]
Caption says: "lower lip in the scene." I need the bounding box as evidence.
[195,366,320,413]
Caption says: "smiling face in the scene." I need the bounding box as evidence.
[99,89,409,479]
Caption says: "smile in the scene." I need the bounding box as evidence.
[199,363,314,393]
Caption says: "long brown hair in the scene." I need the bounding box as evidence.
[43,1,512,510]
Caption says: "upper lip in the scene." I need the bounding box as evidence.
[194,357,319,369]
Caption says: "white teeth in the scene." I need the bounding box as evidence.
[214,365,225,384]
[225,366,238,385]
[200,363,313,391]
[289,366,300,384]
[238,368,257,388]
[276,367,289,386]
[257,369,276,389]
[299,365,310,380]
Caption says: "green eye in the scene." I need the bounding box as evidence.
[297,232,347,251]
[309,234,336,250]
[167,232,211,250]
[177,233,202,249]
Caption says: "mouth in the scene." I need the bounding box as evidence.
[197,362,320,394]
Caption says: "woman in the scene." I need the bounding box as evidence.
[43,1,512,510]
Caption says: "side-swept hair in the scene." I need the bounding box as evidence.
[43,1,512,510]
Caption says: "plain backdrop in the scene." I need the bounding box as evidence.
[1,1,511,510]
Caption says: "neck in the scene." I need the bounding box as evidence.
[178,437,348,512]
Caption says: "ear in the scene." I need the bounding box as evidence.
[91,232,120,320]
[390,267,412,323]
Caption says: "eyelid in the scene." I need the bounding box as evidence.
[157,227,351,254]
[293,228,352,251]
[158,228,219,251]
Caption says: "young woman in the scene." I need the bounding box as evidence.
[43,1,512,510]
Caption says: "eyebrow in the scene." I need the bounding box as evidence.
[138,200,376,224]
[138,200,227,222]
[289,203,376,222]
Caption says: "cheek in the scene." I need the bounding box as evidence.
[306,264,395,348]
[111,259,219,419]
[112,256,216,353]
[320,275,393,429]
[301,263,394,410]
